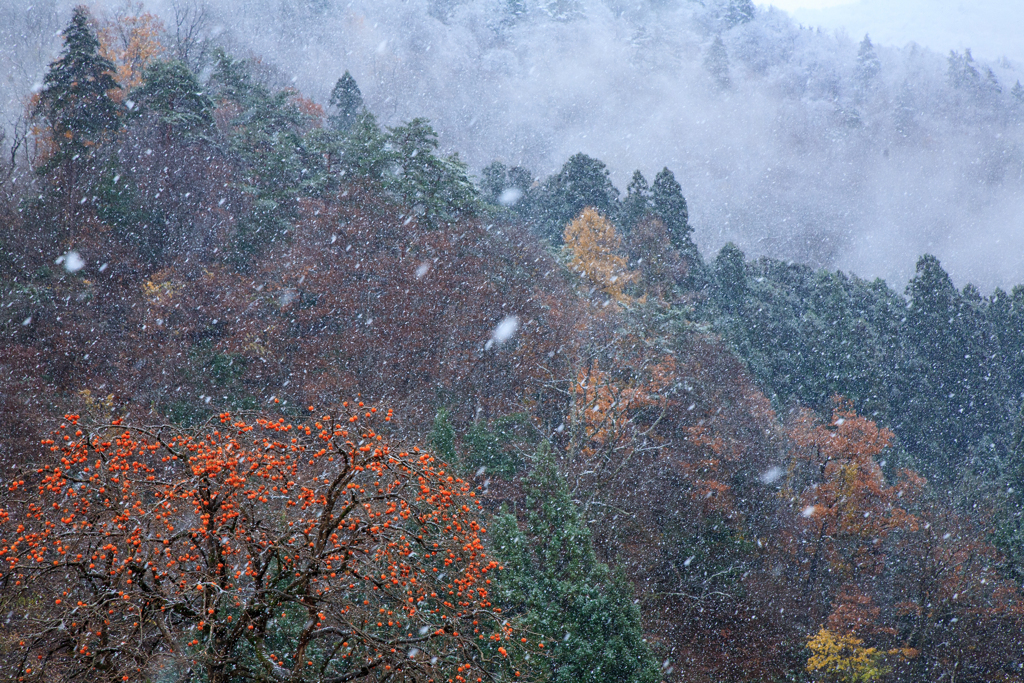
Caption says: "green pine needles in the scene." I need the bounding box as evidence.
[492,446,660,683]
[34,6,122,169]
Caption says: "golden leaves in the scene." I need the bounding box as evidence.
[563,207,636,304]
[142,269,175,304]
[98,6,166,94]
[805,628,890,683]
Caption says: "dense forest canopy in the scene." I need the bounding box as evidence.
[2,0,1024,289]
[0,3,1023,683]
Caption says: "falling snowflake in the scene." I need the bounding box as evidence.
[485,315,519,350]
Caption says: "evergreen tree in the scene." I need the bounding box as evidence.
[1012,81,1024,104]
[651,167,692,252]
[1016,406,1024,463]
[133,59,214,139]
[947,49,981,91]
[385,118,477,227]
[328,71,363,133]
[991,402,1024,585]
[492,447,660,683]
[983,66,1003,96]
[431,408,457,464]
[856,34,881,85]
[724,0,755,27]
[704,36,731,90]
[480,160,533,209]
[988,285,1024,393]
[34,6,122,167]
[619,169,651,234]
[901,254,1007,478]
[338,110,389,182]
[480,161,508,203]
[90,160,169,266]
[208,49,324,254]
[712,242,747,314]
[530,153,619,243]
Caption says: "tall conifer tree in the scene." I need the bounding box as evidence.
[856,34,881,85]
[328,71,363,133]
[533,153,619,242]
[651,167,691,251]
[704,36,731,89]
[620,169,652,233]
[35,6,122,167]
[492,447,659,683]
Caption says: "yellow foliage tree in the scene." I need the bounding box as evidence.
[563,207,636,303]
[806,628,890,683]
[99,4,167,95]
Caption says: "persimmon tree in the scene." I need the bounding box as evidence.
[0,405,519,683]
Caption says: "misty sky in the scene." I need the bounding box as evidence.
[764,0,1024,64]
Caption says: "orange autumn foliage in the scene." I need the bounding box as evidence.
[569,354,674,461]
[563,207,636,304]
[98,6,166,95]
[0,406,516,683]
[787,399,922,580]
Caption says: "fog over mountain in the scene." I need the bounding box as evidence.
[788,0,1024,65]
[4,0,1023,290]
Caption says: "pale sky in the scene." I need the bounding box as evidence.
[763,0,852,8]
[759,0,1024,65]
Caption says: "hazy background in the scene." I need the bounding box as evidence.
[781,0,1024,65]
[3,0,1023,291]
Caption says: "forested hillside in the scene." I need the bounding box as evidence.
[0,5,1023,683]
[5,0,1024,290]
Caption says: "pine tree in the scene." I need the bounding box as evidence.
[208,49,322,254]
[724,0,755,27]
[856,34,881,85]
[947,49,981,91]
[902,254,1003,478]
[532,153,619,243]
[704,36,731,90]
[491,447,660,683]
[480,160,533,209]
[651,167,691,251]
[620,169,651,234]
[983,67,1003,96]
[328,71,363,133]
[713,242,747,314]
[338,110,389,182]
[1012,81,1024,104]
[133,59,214,139]
[35,6,122,167]
[480,161,510,204]
[386,118,477,227]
